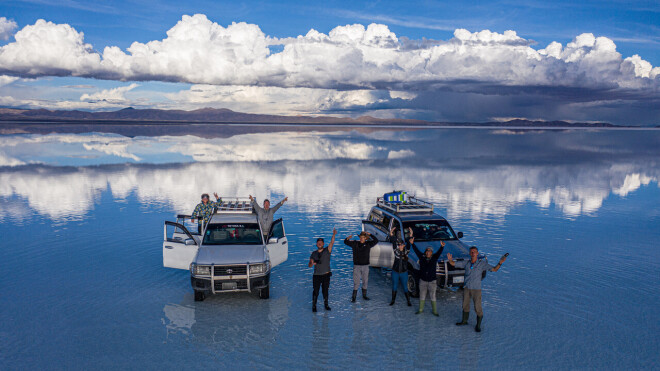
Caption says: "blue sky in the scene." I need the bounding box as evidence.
[0,0,658,124]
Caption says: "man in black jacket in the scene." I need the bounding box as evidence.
[344,231,378,302]
[411,227,445,316]
[388,226,412,306]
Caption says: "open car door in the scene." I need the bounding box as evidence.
[163,221,199,270]
[267,218,288,267]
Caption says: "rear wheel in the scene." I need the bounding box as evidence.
[407,272,419,298]
[194,291,206,302]
[259,285,270,299]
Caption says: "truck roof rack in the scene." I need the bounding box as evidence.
[214,197,254,214]
[376,195,434,214]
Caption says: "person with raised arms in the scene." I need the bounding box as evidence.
[388,226,412,306]
[191,192,221,234]
[448,247,508,332]
[344,231,378,302]
[410,227,445,316]
[249,194,288,242]
[309,228,338,312]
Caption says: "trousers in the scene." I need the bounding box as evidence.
[353,265,370,290]
[392,271,408,293]
[313,273,331,300]
[463,289,483,316]
[419,280,437,301]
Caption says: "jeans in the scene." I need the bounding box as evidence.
[353,265,369,290]
[463,289,483,316]
[392,271,408,293]
[313,273,331,300]
[419,280,437,301]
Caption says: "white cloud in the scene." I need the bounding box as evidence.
[80,83,138,103]
[0,15,656,91]
[0,17,17,41]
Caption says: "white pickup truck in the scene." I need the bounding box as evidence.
[162,197,288,301]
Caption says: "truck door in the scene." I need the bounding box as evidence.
[267,218,288,267]
[163,221,199,270]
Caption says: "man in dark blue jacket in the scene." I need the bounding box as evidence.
[411,227,445,316]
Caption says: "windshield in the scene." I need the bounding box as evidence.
[402,220,456,241]
[203,223,263,245]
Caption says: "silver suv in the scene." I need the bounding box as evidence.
[361,196,484,296]
[162,198,288,301]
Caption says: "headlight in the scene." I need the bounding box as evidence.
[191,264,211,276]
[250,263,269,275]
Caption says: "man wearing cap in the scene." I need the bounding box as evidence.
[410,227,445,316]
[309,228,337,312]
[191,192,221,234]
[249,195,288,242]
[344,231,379,302]
[447,246,507,332]
[388,227,412,306]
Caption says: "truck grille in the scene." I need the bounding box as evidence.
[214,265,247,276]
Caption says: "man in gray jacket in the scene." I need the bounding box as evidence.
[249,195,288,241]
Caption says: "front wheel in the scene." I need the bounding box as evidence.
[259,285,270,299]
[194,291,206,302]
[407,273,419,298]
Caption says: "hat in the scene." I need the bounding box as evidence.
[425,247,433,252]
[201,193,210,199]
[396,238,405,245]
[317,238,324,242]
[359,231,369,238]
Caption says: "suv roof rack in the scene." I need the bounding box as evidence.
[214,197,254,214]
[376,195,434,214]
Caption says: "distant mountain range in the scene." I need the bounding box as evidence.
[0,107,622,127]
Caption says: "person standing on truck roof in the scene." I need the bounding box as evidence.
[410,227,445,316]
[447,246,507,332]
[249,195,288,242]
[344,231,378,302]
[191,193,221,234]
[388,227,412,306]
[309,228,337,312]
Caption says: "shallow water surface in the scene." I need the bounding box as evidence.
[1,128,659,370]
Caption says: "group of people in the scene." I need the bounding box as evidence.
[311,227,508,333]
[191,193,508,333]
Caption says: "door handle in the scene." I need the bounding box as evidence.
[281,241,286,245]
[165,245,174,249]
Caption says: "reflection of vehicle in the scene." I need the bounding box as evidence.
[163,197,288,301]
[361,195,485,296]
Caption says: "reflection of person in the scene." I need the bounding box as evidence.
[344,231,378,302]
[411,227,445,316]
[191,193,221,234]
[448,246,507,332]
[249,195,287,241]
[309,228,337,312]
[389,227,412,306]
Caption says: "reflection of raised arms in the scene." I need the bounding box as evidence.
[328,228,337,253]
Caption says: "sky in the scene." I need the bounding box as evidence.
[0,0,658,125]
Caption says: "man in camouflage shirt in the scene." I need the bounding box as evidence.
[191,192,221,234]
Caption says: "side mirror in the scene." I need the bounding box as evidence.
[185,238,196,246]
[268,237,278,244]
[457,232,463,239]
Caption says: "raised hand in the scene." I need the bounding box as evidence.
[283,196,288,202]
[332,228,337,236]
[389,226,396,236]
[249,195,253,201]
[347,234,353,240]
[440,241,445,248]
[213,192,219,200]
[447,253,453,261]
[408,227,413,236]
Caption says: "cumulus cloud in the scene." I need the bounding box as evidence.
[80,83,138,103]
[0,14,658,123]
[0,17,17,41]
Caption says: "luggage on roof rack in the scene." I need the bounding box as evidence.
[376,194,434,213]
[213,197,254,214]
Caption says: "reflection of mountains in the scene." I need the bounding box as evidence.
[1,157,657,222]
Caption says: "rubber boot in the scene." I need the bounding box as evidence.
[312,295,318,313]
[405,292,412,306]
[416,300,425,314]
[362,289,370,301]
[456,311,469,326]
[475,316,483,332]
[431,301,439,316]
[351,290,357,303]
[324,298,331,311]
[389,291,397,306]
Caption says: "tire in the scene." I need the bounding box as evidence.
[259,285,270,299]
[194,291,205,302]
[407,272,420,298]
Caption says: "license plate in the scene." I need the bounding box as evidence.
[453,276,464,283]
[222,282,237,290]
